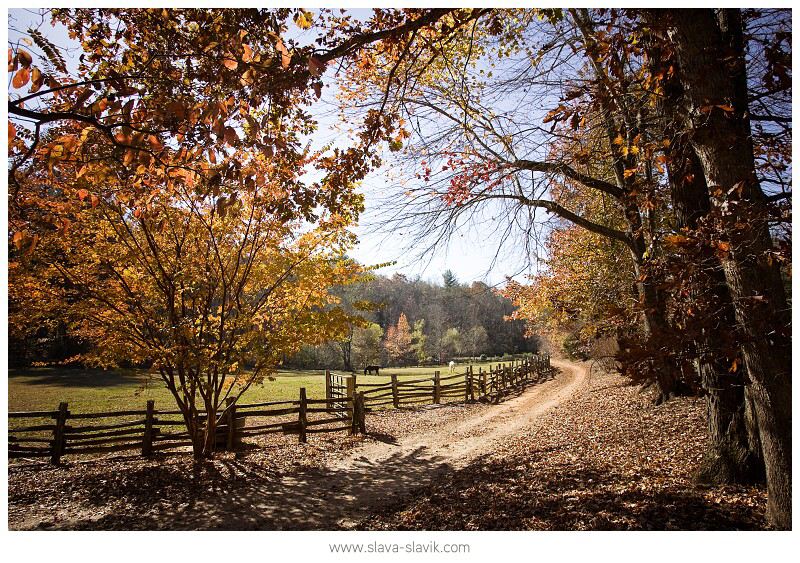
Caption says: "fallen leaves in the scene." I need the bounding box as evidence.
[360,369,768,531]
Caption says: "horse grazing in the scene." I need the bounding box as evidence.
[364,365,381,375]
[448,360,456,373]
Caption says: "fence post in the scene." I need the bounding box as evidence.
[225,397,237,451]
[51,402,68,464]
[298,387,308,443]
[346,376,356,433]
[142,399,155,457]
[391,374,399,408]
[325,369,332,410]
[352,391,366,434]
[433,370,441,404]
[479,367,486,397]
[359,392,367,433]
[466,366,473,402]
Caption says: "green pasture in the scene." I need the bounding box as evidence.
[8,360,509,414]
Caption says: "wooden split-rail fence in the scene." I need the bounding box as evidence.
[328,354,553,411]
[9,354,551,465]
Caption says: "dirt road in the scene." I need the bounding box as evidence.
[265,358,589,529]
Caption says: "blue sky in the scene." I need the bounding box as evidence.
[8,8,530,287]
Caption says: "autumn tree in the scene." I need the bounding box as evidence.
[502,222,638,360]
[384,312,413,366]
[336,7,790,527]
[8,8,460,458]
[337,8,690,401]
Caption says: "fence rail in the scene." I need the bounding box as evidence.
[9,355,551,465]
[332,354,552,411]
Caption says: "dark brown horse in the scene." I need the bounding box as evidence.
[364,365,381,375]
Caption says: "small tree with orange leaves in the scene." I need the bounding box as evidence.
[384,312,413,366]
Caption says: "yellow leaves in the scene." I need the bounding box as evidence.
[699,104,736,114]
[29,67,43,93]
[11,230,38,255]
[612,134,624,145]
[294,10,313,30]
[542,104,566,124]
[49,144,65,160]
[74,88,94,108]
[623,167,637,179]
[147,134,163,152]
[714,240,731,254]
[664,234,693,250]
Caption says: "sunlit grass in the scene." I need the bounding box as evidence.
[8,360,512,413]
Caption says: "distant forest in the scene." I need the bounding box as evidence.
[288,270,539,371]
[10,269,538,371]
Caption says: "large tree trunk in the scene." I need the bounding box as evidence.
[663,113,764,483]
[666,8,791,528]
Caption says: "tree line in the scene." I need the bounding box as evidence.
[287,270,538,370]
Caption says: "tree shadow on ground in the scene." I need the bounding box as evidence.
[365,431,399,444]
[9,367,152,388]
[13,447,452,530]
[361,449,767,531]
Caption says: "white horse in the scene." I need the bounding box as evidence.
[448,360,456,374]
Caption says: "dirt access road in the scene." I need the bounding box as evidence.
[258,358,589,529]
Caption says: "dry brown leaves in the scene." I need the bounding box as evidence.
[360,370,768,530]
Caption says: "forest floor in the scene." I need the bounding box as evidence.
[7,359,768,530]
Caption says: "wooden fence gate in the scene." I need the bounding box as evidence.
[325,370,354,419]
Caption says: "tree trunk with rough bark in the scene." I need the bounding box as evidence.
[657,64,764,483]
[665,8,791,528]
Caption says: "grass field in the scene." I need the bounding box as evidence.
[8,361,508,414]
